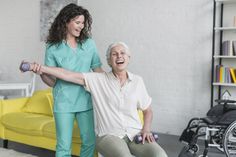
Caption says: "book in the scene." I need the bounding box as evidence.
[216,65,221,82]
[219,66,224,83]
[222,40,234,56]
[222,41,228,56]
[230,68,236,83]
[229,40,233,56]
[233,41,236,56]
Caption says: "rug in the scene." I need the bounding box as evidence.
[0,148,38,157]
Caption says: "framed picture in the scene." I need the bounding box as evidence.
[40,0,78,41]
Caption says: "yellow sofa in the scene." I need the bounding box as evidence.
[0,88,96,156]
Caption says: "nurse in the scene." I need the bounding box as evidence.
[39,3,103,157]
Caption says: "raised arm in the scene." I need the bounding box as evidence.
[29,63,85,85]
[41,64,85,85]
[93,67,104,73]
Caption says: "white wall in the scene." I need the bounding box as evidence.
[80,0,213,135]
[0,0,214,135]
[0,0,46,90]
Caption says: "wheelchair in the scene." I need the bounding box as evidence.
[178,99,236,157]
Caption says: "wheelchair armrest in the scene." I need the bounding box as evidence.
[215,99,236,113]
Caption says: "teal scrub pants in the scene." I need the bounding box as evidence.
[54,109,95,157]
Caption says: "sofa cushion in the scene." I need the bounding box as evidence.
[42,121,81,144]
[22,88,53,116]
[1,112,53,136]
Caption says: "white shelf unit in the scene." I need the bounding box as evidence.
[214,27,236,31]
[214,55,236,58]
[211,0,236,106]
[215,0,236,3]
[213,82,236,87]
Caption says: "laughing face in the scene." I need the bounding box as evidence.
[108,44,130,72]
[66,15,85,38]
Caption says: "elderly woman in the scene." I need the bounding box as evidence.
[21,42,168,157]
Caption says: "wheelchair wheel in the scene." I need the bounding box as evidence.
[191,144,199,153]
[223,120,236,157]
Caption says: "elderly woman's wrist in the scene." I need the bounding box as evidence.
[29,63,34,71]
[141,128,151,133]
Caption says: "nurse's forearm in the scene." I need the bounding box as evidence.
[40,74,56,87]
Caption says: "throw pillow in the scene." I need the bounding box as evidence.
[22,88,53,116]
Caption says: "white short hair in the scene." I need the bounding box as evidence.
[106,42,131,60]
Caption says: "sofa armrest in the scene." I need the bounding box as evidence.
[0,100,3,138]
[1,97,29,115]
[0,97,29,139]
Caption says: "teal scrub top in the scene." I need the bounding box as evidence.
[44,38,102,112]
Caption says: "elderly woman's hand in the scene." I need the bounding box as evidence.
[31,62,42,75]
[19,61,42,75]
[141,130,155,144]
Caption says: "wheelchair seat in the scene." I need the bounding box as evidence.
[201,116,219,125]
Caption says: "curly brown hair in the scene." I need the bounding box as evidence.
[46,3,92,46]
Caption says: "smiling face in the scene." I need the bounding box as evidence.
[108,44,130,73]
[66,15,85,38]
